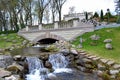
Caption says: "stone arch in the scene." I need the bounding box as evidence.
[33,32,66,43]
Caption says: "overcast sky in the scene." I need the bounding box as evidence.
[62,0,116,15]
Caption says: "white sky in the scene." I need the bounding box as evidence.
[62,0,116,15]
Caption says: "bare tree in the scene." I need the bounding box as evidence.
[21,0,34,26]
[43,7,50,23]
[0,0,8,31]
[55,0,67,22]
[68,6,75,14]
[35,0,51,24]
[50,0,57,23]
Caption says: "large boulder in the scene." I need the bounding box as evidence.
[45,61,52,68]
[13,55,25,61]
[7,63,24,74]
[104,39,112,43]
[109,70,119,75]
[70,49,78,55]
[60,49,70,56]
[90,34,100,40]
[0,55,13,68]
[0,68,11,78]
[105,43,113,50]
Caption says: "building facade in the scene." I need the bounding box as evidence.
[63,12,93,21]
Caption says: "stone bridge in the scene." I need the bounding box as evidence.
[18,20,94,44]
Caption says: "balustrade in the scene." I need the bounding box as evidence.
[23,19,92,32]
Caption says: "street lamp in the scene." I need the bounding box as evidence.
[107,8,110,24]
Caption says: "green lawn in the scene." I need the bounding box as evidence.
[72,27,120,63]
[0,33,25,49]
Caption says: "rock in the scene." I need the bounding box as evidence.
[78,65,92,73]
[96,70,103,77]
[92,57,100,61]
[22,40,28,45]
[5,75,20,80]
[90,34,100,40]
[97,64,106,71]
[76,59,84,66]
[13,55,24,61]
[104,39,112,43]
[0,68,11,78]
[0,48,4,52]
[9,47,14,51]
[79,52,86,55]
[110,75,116,79]
[77,66,87,72]
[109,70,119,75]
[113,64,120,69]
[60,49,70,56]
[66,54,74,61]
[7,63,24,73]
[39,54,49,61]
[84,63,94,69]
[5,47,14,51]
[82,58,92,63]
[70,49,78,55]
[105,43,113,50]
[1,34,6,36]
[0,55,13,68]
[88,55,96,59]
[45,61,52,68]
[100,59,109,63]
[48,73,57,80]
[106,61,115,66]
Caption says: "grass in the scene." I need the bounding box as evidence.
[72,27,120,63]
[0,33,25,49]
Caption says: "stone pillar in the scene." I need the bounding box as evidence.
[39,24,42,30]
[54,22,59,29]
[73,19,79,27]
[26,25,29,31]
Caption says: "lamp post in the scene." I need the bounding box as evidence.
[79,37,83,48]
[107,8,110,24]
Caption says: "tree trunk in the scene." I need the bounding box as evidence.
[58,10,61,22]
[52,12,55,23]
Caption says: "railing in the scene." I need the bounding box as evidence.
[19,19,94,32]
[42,23,54,30]
[58,20,73,29]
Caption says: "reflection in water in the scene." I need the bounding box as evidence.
[10,47,50,56]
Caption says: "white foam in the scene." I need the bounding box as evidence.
[26,70,42,80]
[54,68,73,73]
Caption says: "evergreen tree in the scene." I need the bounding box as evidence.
[100,10,104,21]
[85,12,88,20]
[115,0,120,23]
[93,12,99,18]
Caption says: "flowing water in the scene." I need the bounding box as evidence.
[49,53,68,69]
[26,53,73,80]
[26,57,49,80]
[11,47,102,80]
[49,53,73,73]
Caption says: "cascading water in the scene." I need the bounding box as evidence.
[49,53,72,73]
[26,57,48,80]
